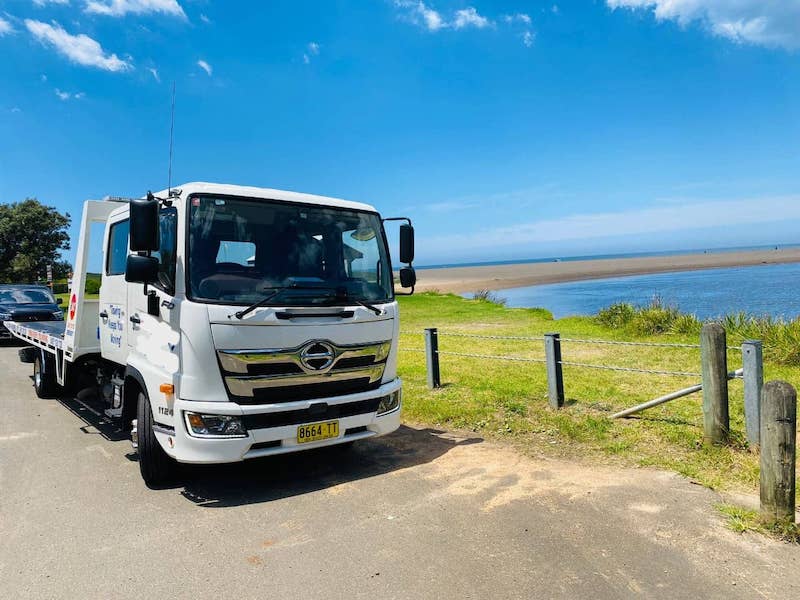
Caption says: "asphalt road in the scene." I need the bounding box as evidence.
[2,344,799,599]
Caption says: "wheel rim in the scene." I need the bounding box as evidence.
[34,359,41,389]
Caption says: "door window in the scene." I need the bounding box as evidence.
[106,220,130,276]
[151,208,178,294]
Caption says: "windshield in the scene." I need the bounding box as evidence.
[0,289,56,304]
[188,195,393,306]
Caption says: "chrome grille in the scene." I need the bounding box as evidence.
[217,339,391,402]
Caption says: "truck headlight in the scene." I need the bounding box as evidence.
[52,311,64,320]
[184,412,247,438]
[376,390,401,415]
[0,313,10,321]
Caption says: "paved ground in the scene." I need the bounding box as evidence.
[1,344,799,599]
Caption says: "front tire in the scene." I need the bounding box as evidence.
[136,390,174,488]
[33,353,60,399]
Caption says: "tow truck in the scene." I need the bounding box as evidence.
[4,182,416,487]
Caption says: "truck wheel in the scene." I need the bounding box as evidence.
[33,353,60,399]
[136,390,174,488]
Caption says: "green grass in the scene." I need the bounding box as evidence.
[397,292,800,498]
[717,504,800,543]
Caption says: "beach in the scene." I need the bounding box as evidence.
[415,248,800,294]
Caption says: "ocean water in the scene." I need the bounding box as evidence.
[494,262,800,320]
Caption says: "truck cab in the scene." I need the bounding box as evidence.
[12,182,415,487]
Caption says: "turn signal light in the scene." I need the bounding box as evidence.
[160,383,174,394]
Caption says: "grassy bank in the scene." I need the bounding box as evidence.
[396,292,800,498]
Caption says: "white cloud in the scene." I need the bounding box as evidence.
[199,13,210,24]
[522,30,534,47]
[33,0,70,6]
[503,13,531,25]
[607,1,800,50]
[84,0,186,19]
[148,66,159,81]
[0,17,14,36]
[25,19,132,71]
[393,0,445,31]
[453,7,491,29]
[10,106,22,113]
[55,88,84,100]
[423,196,800,253]
[196,59,211,75]
[41,74,48,82]
[303,41,320,64]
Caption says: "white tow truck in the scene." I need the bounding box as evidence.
[5,182,416,487]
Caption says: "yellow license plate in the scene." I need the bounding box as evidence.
[297,420,339,444]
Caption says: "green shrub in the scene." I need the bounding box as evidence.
[472,289,507,306]
[84,278,101,295]
[595,300,800,366]
[596,302,636,328]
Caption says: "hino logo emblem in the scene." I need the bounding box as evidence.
[299,341,336,372]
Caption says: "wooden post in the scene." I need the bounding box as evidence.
[742,340,764,447]
[759,381,796,523]
[544,333,564,409]
[701,323,729,445]
[424,328,441,389]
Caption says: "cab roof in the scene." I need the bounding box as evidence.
[155,182,378,213]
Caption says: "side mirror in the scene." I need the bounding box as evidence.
[399,224,415,264]
[129,196,160,252]
[125,254,159,284]
[56,297,63,305]
[399,267,416,289]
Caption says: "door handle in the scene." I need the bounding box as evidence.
[99,311,109,319]
[129,315,141,324]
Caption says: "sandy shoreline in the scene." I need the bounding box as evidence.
[415,248,800,294]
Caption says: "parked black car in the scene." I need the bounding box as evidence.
[0,285,63,341]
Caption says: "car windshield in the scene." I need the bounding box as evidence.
[188,195,393,305]
[0,289,56,304]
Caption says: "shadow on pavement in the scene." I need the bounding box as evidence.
[49,387,481,507]
[178,426,482,508]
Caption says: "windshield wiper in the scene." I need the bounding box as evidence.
[324,287,383,316]
[233,284,339,319]
[233,288,282,320]
[234,284,384,319]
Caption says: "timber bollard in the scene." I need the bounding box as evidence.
[424,327,441,389]
[742,340,764,447]
[701,323,729,444]
[759,381,797,523]
[544,333,564,409]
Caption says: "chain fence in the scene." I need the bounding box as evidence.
[400,326,763,441]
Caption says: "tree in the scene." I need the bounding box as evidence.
[0,198,71,284]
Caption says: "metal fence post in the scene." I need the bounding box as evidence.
[742,340,764,447]
[544,333,564,409]
[424,327,441,389]
[760,381,796,523]
[701,323,729,445]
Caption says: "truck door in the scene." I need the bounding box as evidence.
[127,208,179,362]
[99,216,130,365]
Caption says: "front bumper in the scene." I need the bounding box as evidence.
[158,378,402,464]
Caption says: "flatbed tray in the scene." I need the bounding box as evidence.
[3,320,66,350]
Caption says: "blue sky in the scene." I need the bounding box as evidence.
[1,0,798,267]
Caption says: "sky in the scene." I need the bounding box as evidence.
[0,0,798,267]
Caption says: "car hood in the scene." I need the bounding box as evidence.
[0,302,60,315]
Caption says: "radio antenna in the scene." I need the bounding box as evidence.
[167,81,176,195]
